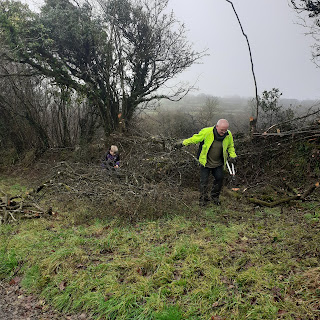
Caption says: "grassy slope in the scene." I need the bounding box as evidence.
[1,177,320,320]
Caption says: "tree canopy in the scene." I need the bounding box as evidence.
[291,0,320,16]
[0,0,205,135]
[291,0,320,66]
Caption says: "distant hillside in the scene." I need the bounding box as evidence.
[158,93,320,114]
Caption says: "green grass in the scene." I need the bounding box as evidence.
[0,247,18,279]
[0,177,28,195]
[1,180,320,319]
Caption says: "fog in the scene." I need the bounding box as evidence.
[166,0,320,100]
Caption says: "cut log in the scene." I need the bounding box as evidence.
[249,182,319,207]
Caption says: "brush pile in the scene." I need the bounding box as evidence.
[1,119,320,224]
[0,188,53,224]
[0,135,200,224]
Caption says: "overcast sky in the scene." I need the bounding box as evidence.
[166,0,320,100]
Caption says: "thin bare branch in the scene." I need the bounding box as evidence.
[224,0,259,120]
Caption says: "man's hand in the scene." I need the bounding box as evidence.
[174,141,184,149]
[229,157,237,164]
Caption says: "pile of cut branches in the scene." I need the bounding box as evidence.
[2,119,320,223]
[1,134,202,223]
[236,121,320,187]
[10,158,196,223]
[0,189,53,224]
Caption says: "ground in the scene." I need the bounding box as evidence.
[0,279,88,320]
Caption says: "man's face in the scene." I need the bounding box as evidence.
[216,123,229,136]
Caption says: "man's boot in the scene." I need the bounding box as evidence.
[199,196,210,207]
[211,184,221,206]
[199,186,209,207]
[212,197,221,206]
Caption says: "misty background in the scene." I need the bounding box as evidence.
[165,0,320,101]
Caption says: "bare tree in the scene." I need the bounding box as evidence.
[197,96,220,127]
[0,61,50,152]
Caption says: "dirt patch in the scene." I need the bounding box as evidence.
[0,279,90,320]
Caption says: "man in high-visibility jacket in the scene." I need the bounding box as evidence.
[176,119,237,206]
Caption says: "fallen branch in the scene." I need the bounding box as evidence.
[249,182,319,207]
[0,188,52,224]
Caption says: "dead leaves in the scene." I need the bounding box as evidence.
[1,279,91,319]
[271,286,284,302]
[211,315,226,320]
[9,276,21,286]
[59,281,67,291]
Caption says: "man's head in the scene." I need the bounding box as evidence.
[216,119,229,136]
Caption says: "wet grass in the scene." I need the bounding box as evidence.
[0,179,320,319]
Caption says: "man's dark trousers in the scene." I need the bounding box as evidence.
[199,165,224,204]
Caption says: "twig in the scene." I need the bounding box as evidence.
[8,212,17,221]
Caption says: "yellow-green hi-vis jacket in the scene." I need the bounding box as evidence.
[182,126,237,168]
